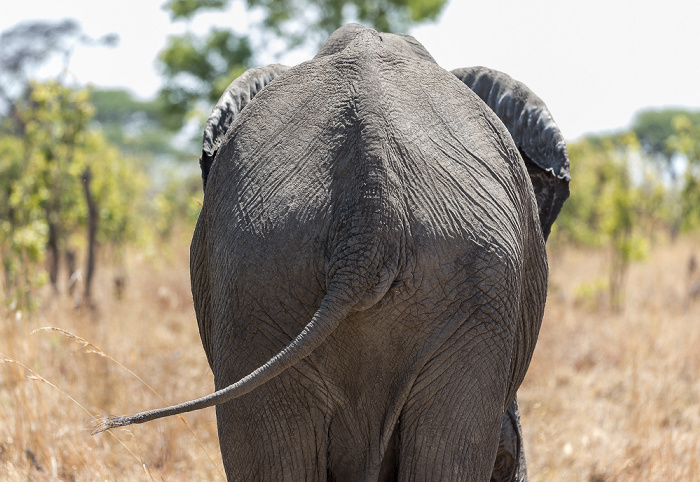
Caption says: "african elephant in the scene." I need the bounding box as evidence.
[97,24,570,481]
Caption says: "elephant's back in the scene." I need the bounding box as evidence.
[205,28,538,265]
[201,28,545,334]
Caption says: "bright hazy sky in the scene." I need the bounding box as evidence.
[2,0,699,140]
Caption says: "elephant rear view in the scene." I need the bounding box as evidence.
[96,25,569,482]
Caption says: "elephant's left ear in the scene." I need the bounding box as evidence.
[200,64,290,191]
[452,66,570,241]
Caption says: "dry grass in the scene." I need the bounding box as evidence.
[1,234,225,480]
[2,233,699,480]
[520,237,700,481]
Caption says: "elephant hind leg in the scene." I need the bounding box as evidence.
[326,409,400,482]
[215,378,330,481]
[396,393,503,481]
[395,327,511,480]
[491,397,528,482]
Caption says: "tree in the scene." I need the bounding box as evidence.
[0,19,80,117]
[158,28,253,132]
[0,81,150,308]
[165,0,446,37]
[0,21,180,163]
[555,134,654,309]
[0,19,117,122]
[89,87,191,161]
[630,108,700,236]
[157,0,448,131]
[0,20,192,310]
[668,115,700,232]
[631,108,700,180]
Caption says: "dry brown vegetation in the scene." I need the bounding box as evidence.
[521,236,700,481]
[1,234,225,480]
[2,233,700,480]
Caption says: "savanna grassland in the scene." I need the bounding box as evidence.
[520,236,700,481]
[2,234,699,480]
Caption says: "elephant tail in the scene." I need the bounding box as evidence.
[92,290,352,433]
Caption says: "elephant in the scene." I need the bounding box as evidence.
[96,24,570,481]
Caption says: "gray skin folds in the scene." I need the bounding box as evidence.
[452,66,570,241]
[200,64,290,190]
[314,22,437,64]
[96,24,569,482]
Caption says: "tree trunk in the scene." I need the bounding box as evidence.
[46,208,60,292]
[82,167,97,305]
[65,250,77,297]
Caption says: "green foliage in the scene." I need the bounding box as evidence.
[668,114,700,232]
[243,0,447,40]
[553,108,700,308]
[632,108,700,161]
[164,0,229,19]
[153,168,203,238]
[556,134,652,308]
[668,114,700,165]
[0,81,150,307]
[680,174,700,232]
[157,0,448,131]
[157,30,252,131]
[162,0,447,36]
[82,132,151,246]
[0,134,49,305]
[573,277,608,311]
[631,108,700,193]
[89,87,189,160]
[89,88,162,126]
[4,81,95,248]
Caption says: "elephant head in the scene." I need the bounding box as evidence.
[98,24,569,482]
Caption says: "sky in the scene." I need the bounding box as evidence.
[1,0,699,140]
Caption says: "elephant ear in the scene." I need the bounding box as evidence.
[452,66,570,241]
[200,64,290,190]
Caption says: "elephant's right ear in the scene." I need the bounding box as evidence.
[452,67,570,241]
[200,64,290,191]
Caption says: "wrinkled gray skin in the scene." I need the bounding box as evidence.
[97,24,570,481]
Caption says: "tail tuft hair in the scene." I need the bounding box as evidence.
[91,416,133,434]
